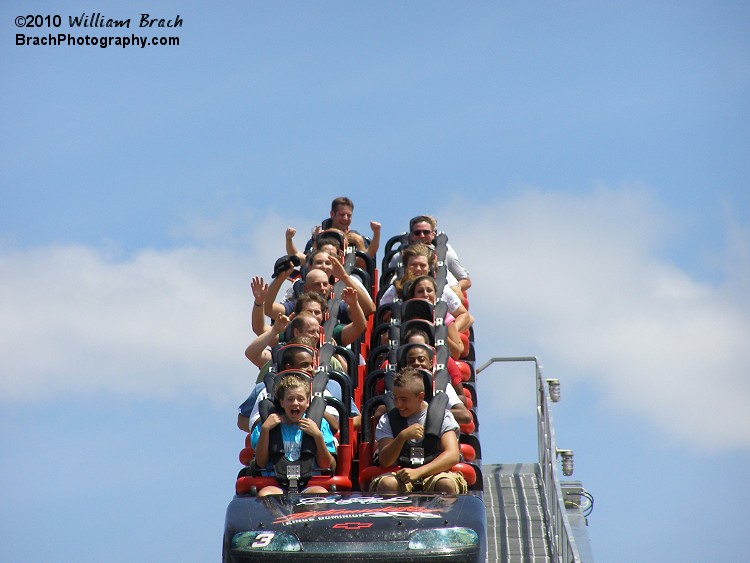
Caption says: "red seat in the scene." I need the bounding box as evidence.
[462,387,473,409]
[235,443,353,494]
[453,462,476,486]
[239,447,254,466]
[459,419,475,434]
[459,332,470,359]
[459,443,476,462]
[456,360,472,382]
[359,464,400,491]
[236,474,353,495]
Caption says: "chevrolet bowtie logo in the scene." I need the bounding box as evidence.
[332,522,374,530]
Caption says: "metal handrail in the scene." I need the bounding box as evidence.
[477,357,582,562]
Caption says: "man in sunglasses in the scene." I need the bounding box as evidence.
[390,215,472,294]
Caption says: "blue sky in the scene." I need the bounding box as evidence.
[2,1,749,561]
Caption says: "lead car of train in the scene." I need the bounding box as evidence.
[223,231,486,563]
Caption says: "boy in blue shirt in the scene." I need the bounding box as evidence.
[251,372,337,496]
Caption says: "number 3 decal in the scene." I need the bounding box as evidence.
[251,532,275,548]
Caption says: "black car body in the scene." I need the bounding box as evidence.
[223,491,486,562]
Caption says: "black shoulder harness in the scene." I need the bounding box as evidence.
[386,388,450,468]
[257,371,329,492]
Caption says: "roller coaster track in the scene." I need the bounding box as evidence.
[478,357,592,562]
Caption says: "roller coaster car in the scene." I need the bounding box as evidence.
[223,491,486,563]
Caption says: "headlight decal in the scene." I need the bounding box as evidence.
[408,527,479,550]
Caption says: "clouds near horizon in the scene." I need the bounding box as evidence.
[444,187,750,452]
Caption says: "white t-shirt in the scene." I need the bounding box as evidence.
[375,402,459,442]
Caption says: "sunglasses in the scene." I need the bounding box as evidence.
[412,229,433,236]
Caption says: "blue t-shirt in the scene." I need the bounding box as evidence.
[250,415,337,475]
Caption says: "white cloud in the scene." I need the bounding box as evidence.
[0,210,310,405]
[0,244,247,403]
[439,187,750,452]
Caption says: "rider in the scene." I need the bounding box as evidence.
[250,371,337,497]
[369,367,468,494]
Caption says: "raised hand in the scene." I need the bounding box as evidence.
[251,276,268,303]
[329,253,347,280]
[273,313,295,335]
[341,286,357,306]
